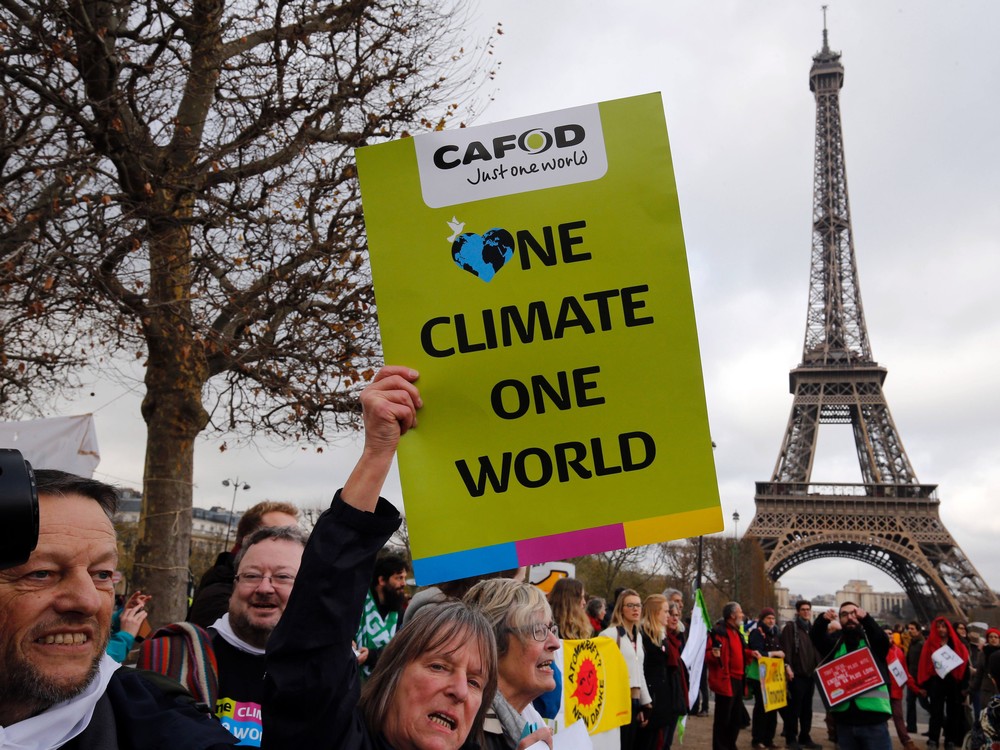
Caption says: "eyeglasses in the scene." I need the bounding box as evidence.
[235,572,296,589]
[511,622,559,642]
[623,603,642,609]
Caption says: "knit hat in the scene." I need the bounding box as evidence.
[759,607,776,619]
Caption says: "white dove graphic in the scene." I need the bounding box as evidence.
[446,216,465,243]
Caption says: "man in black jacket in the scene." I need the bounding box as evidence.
[781,600,823,750]
[905,621,928,733]
[811,603,893,750]
[0,470,236,750]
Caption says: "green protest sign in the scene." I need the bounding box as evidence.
[356,93,722,583]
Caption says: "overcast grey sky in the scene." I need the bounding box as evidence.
[70,1,1000,600]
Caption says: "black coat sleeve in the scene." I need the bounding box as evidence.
[810,614,834,658]
[262,490,401,750]
[860,614,890,660]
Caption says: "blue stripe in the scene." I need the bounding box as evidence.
[412,543,519,585]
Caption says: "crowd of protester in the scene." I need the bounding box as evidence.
[5,365,1000,750]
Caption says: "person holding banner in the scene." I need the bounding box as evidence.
[748,608,785,750]
[263,367,503,750]
[810,603,893,750]
[883,626,922,750]
[917,617,971,750]
[707,602,759,750]
[463,578,558,750]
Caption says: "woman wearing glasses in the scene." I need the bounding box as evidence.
[464,579,559,749]
[264,368,501,750]
[600,590,653,750]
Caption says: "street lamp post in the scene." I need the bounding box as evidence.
[696,441,717,596]
[222,477,251,549]
[695,535,704,594]
[732,510,740,601]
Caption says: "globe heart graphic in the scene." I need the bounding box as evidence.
[451,228,515,282]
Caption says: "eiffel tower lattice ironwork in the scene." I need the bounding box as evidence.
[744,26,997,621]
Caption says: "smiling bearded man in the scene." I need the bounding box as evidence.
[0,470,237,749]
[138,524,306,748]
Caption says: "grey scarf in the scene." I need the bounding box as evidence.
[491,692,527,745]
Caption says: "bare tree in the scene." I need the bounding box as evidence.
[0,0,497,623]
[574,545,664,603]
[658,537,701,595]
[388,512,410,560]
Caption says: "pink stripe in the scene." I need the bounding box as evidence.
[516,524,626,566]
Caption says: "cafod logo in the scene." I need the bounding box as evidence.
[566,639,606,731]
[413,102,608,208]
[431,124,586,170]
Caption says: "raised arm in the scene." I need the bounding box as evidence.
[342,366,421,512]
[263,367,420,750]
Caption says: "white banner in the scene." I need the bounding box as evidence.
[0,414,100,476]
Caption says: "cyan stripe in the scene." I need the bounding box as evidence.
[412,543,519,585]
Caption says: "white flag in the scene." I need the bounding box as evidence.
[0,414,100,476]
[681,588,711,711]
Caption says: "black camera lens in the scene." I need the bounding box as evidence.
[0,448,38,569]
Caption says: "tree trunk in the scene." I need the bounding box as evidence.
[132,194,210,627]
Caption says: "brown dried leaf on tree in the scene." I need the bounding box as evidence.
[0,0,500,624]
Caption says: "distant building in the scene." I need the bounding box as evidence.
[774,584,795,623]
[772,580,910,624]
[836,579,912,621]
[114,492,242,553]
[812,593,836,608]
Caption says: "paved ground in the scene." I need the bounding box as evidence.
[675,705,930,750]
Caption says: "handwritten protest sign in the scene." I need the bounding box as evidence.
[887,655,908,687]
[815,647,886,708]
[760,656,788,712]
[356,94,723,583]
[931,644,964,679]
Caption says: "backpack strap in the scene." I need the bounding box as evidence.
[135,622,220,710]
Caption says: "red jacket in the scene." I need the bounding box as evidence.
[887,642,919,700]
[706,623,752,696]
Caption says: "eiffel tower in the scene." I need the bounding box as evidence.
[743,24,997,622]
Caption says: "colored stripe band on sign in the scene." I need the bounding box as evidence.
[515,523,626,566]
[412,507,724,585]
[412,542,519,584]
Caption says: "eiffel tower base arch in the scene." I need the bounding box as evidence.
[746,482,999,623]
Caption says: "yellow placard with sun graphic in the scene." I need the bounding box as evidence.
[562,637,631,735]
[760,656,788,711]
[355,94,723,584]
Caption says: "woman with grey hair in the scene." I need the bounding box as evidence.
[464,578,559,750]
[264,366,499,750]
